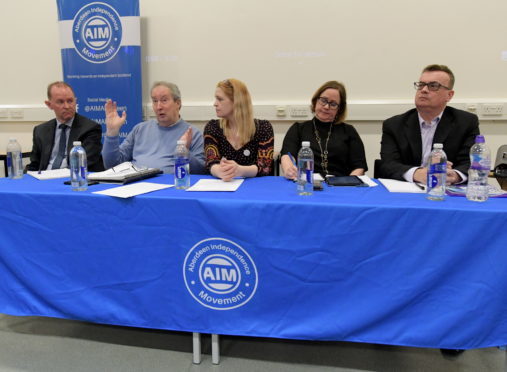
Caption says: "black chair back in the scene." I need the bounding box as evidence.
[494,145,507,190]
[1,152,32,177]
[373,159,383,179]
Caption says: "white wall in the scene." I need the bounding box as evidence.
[1,0,507,176]
[3,0,507,102]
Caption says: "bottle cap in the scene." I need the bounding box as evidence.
[433,143,443,149]
[73,141,82,146]
[177,140,186,145]
[302,141,310,147]
[8,137,16,142]
[475,135,485,143]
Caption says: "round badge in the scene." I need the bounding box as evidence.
[72,2,123,64]
[243,149,251,157]
[183,238,258,310]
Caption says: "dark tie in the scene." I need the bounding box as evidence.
[52,124,68,169]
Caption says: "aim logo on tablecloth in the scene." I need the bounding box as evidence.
[72,2,122,63]
[183,238,258,310]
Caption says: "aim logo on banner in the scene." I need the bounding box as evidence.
[57,0,142,136]
[72,2,123,64]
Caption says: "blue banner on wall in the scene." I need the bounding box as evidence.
[56,0,142,139]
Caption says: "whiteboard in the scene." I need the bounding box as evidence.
[2,0,507,105]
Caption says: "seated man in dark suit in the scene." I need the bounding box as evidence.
[379,64,479,184]
[26,81,104,172]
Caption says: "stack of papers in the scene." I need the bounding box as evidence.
[446,185,507,198]
[379,178,426,193]
[27,169,70,180]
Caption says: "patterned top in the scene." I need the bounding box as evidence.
[204,119,274,176]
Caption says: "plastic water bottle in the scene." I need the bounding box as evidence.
[427,143,447,201]
[6,138,23,179]
[69,141,87,191]
[297,141,314,195]
[174,140,190,189]
[466,135,491,202]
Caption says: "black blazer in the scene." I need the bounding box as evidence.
[379,106,479,180]
[27,113,105,172]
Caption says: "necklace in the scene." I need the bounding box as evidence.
[313,118,333,176]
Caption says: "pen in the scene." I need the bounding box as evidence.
[415,182,426,191]
[287,152,296,166]
[287,152,298,182]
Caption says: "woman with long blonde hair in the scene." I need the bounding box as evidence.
[204,78,274,181]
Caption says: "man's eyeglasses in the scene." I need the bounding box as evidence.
[317,97,339,109]
[414,81,451,91]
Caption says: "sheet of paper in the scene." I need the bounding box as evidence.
[186,178,244,192]
[378,178,426,193]
[27,169,70,180]
[313,173,324,182]
[92,182,172,198]
[358,175,378,187]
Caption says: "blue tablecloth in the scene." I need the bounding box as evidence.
[0,174,506,349]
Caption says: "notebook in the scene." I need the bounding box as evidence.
[88,162,163,184]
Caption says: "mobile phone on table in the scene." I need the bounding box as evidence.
[313,180,323,191]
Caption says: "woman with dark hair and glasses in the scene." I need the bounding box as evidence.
[280,81,367,179]
[204,78,274,181]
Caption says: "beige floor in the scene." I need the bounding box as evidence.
[0,314,505,372]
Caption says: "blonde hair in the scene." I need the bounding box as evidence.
[217,78,255,146]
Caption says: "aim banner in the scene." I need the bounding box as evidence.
[56,0,142,139]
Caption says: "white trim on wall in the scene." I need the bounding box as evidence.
[1,101,506,122]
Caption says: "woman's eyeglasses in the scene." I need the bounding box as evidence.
[317,97,339,109]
